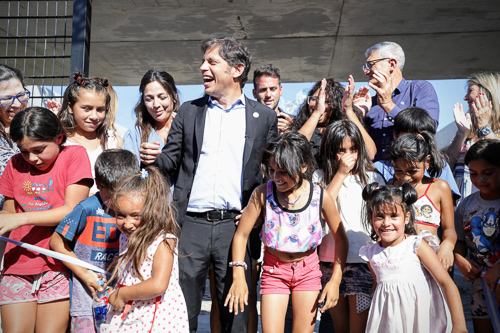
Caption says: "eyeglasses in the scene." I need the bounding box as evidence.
[307,96,318,105]
[307,96,330,105]
[0,89,30,107]
[362,58,390,72]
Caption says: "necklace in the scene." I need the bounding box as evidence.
[281,192,301,206]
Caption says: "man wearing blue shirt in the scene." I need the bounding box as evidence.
[356,41,440,161]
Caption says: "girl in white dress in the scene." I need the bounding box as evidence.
[102,167,188,333]
[359,182,467,333]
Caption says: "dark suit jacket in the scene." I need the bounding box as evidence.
[155,95,278,224]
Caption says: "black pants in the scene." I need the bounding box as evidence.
[179,215,251,333]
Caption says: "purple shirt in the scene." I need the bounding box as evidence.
[364,78,439,161]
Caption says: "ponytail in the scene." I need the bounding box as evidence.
[107,166,178,283]
[58,72,111,149]
[390,131,445,178]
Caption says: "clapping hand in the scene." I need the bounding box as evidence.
[452,103,471,136]
[342,75,355,116]
[368,70,395,112]
[471,92,493,128]
[311,78,327,117]
[352,86,371,117]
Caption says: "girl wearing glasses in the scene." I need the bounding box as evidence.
[289,77,376,165]
[288,78,344,165]
[0,64,30,211]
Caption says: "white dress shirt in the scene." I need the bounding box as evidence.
[187,95,247,212]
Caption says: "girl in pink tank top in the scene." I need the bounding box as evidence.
[390,131,457,272]
[225,132,348,333]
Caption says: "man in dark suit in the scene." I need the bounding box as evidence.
[141,36,277,332]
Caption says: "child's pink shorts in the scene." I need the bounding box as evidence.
[260,250,322,294]
[0,270,70,305]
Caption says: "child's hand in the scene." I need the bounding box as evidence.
[454,255,481,281]
[436,247,454,272]
[337,151,357,176]
[108,287,127,311]
[0,214,24,236]
[235,210,243,226]
[44,99,62,114]
[235,208,263,228]
[318,279,339,313]
[482,264,500,291]
[224,279,248,316]
[80,270,103,298]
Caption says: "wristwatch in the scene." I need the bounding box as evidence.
[477,124,492,138]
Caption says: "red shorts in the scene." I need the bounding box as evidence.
[0,270,70,305]
[260,250,322,294]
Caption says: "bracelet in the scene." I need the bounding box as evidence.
[229,261,247,270]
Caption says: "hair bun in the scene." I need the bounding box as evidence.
[362,182,380,201]
[72,72,86,86]
[99,77,109,88]
[72,71,84,82]
[401,182,418,205]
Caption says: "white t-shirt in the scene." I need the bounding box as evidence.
[65,134,119,193]
[313,170,386,263]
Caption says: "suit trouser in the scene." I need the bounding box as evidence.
[179,215,251,333]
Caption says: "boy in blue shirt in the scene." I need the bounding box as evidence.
[50,149,139,332]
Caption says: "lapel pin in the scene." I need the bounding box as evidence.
[253,112,259,118]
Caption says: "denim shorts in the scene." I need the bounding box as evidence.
[320,262,373,313]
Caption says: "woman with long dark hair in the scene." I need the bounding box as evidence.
[123,69,179,163]
[290,77,376,163]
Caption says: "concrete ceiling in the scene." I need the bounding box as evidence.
[45,0,500,85]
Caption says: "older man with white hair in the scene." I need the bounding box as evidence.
[355,41,440,161]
